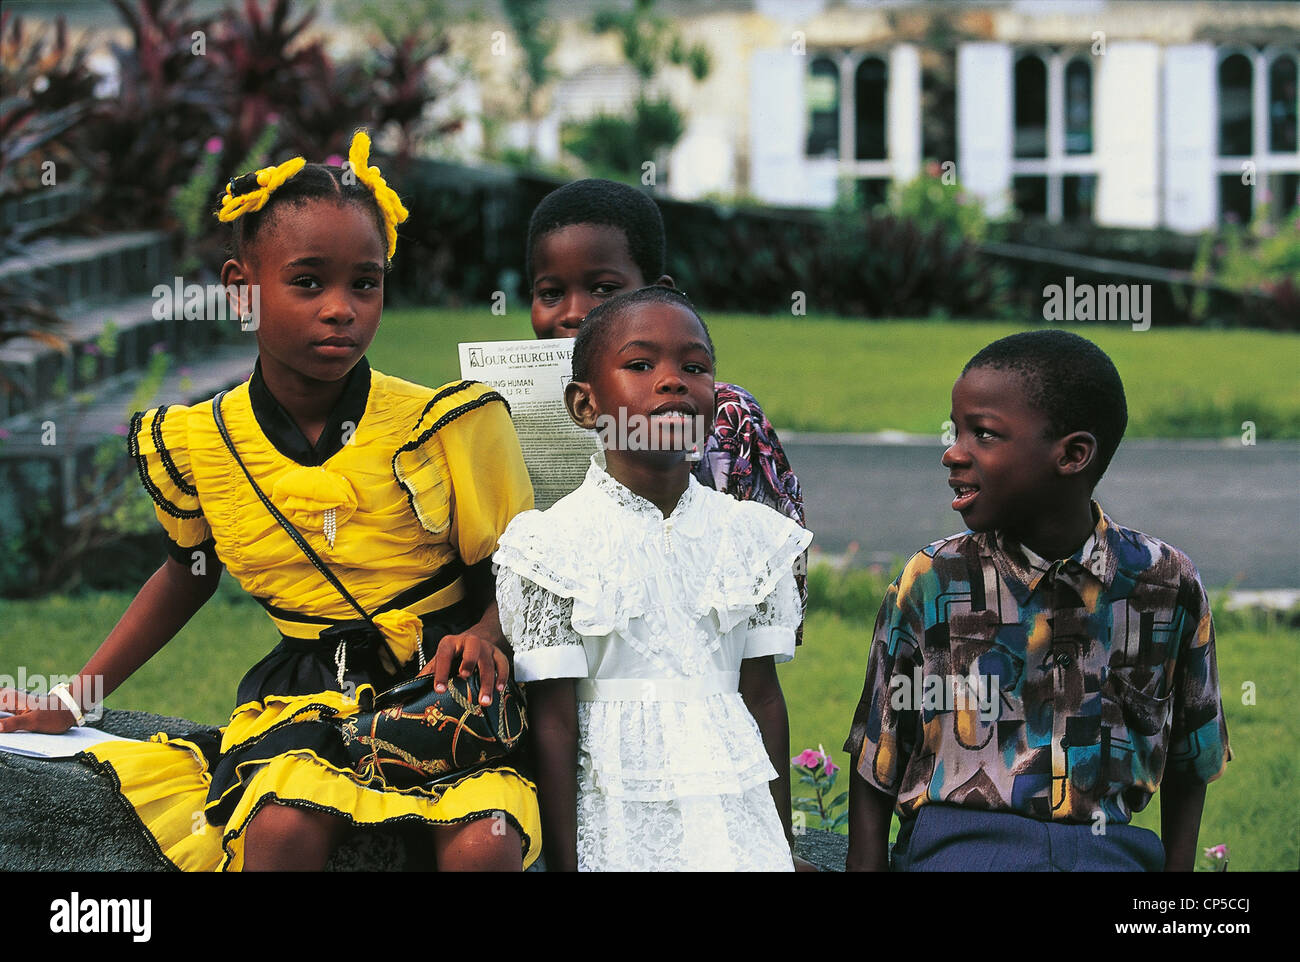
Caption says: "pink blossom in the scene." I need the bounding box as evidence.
[823,757,839,778]
[326,154,344,167]
[792,748,823,770]
[112,423,129,436]
[0,428,10,441]
[205,137,223,154]
[1203,843,1229,860]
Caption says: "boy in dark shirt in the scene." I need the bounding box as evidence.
[845,330,1230,871]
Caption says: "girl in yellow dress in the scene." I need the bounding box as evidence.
[0,131,540,871]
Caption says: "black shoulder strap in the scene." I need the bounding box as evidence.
[212,391,375,627]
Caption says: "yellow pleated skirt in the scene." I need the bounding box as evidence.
[81,689,540,871]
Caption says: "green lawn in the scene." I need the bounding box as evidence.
[369,308,1300,438]
[4,576,1294,870]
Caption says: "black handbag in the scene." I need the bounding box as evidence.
[212,391,527,789]
[343,674,527,787]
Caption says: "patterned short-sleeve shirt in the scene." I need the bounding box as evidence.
[844,503,1230,825]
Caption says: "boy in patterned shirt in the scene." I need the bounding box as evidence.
[845,331,1230,871]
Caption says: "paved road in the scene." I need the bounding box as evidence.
[785,436,1300,588]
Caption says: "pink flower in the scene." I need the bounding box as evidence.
[205,137,223,154]
[794,744,838,777]
[0,428,10,441]
[112,423,129,436]
[1204,843,1229,860]
[792,748,823,770]
[326,154,344,167]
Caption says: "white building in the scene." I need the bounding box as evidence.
[488,0,1298,231]
[743,1,1299,230]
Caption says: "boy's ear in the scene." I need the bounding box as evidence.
[564,379,599,431]
[1057,430,1098,477]
[654,274,675,290]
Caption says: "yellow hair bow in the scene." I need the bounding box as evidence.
[217,155,307,222]
[347,129,409,259]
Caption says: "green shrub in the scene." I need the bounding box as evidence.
[806,560,896,623]
[890,167,993,244]
[1204,209,1300,329]
[562,97,684,181]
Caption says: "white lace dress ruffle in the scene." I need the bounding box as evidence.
[495,459,811,871]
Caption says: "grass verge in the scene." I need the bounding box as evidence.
[367,308,1300,438]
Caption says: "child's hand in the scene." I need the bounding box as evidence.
[418,630,511,707]
[0,687,77,734]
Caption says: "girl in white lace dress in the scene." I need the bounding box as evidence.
[494,287,812,871]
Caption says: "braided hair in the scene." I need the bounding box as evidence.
[217,130,408,265]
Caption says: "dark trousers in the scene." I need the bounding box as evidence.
[892,804,1165,871]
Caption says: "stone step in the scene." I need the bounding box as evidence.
[0,343,257,525]
[0,184,93,236]
[0,231,172,309]
[0,294,232,421]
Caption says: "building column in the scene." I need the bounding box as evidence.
[1163,43,1217,232]
[1096,41,1161,228]
[958,42,1013,218]
[890,43,922,183]
[749,47,809,205]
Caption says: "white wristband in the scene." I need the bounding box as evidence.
[48,683,86,727]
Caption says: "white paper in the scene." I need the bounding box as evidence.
[0,712,137,758]
[460,339,600,510]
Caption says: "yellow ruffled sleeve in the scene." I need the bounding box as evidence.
[127,404,211,548]
[392,381,533,565]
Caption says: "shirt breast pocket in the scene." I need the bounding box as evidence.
[1105,665,1174,738]
[947,611,1022,747]
[1104,596,1179,736]
[948,611,1024,692]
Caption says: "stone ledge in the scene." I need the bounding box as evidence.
[0,709,848,871]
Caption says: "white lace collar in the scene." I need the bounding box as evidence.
[496,456,810,645]
[584,456,703,525]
